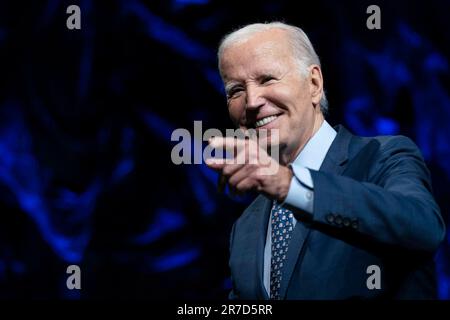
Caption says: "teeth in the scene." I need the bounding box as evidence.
[255,115,278,128]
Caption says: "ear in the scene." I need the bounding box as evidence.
[309,65,324,107]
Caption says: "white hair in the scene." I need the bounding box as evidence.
[218,22,328,114]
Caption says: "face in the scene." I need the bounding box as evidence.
[219,29,323,165]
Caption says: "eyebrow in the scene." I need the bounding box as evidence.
[224,71,280,94]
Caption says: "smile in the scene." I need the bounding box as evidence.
[255,115,279,128]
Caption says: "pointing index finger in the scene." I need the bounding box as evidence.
[209,136,246,152]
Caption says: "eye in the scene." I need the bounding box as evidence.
[227,86,244,98]
[261,75,276,83]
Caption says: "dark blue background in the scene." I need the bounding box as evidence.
[0,0,449,299]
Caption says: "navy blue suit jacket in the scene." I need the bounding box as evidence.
[228,125,446,299]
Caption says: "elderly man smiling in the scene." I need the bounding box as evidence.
[206,22,445,300]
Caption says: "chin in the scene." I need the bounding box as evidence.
[258,134,285,156]
[257,128,284,143]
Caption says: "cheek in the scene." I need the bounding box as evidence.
[283,86,310,114]
[267,84,302,108]
[228,100,245,123]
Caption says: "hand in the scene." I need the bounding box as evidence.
[205,137,292,202]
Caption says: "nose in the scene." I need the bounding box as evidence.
[245,85,265,110]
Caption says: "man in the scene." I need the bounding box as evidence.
[206,22,446,299]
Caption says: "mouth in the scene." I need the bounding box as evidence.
[254,114,281,128]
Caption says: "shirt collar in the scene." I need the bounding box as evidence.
[292,120,337,171]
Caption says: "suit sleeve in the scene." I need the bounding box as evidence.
[308,136,446,253]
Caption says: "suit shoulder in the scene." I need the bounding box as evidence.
[371,135,423,158]
[345,133,425,178]
[353,133,421,156]
[373,134,417,147]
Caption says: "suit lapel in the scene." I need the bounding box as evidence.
[279,211,312,299]
[248,195,271,299]
[279,125,352,299]
[319,125,352,175]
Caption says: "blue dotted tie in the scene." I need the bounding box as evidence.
[270,202,294,300]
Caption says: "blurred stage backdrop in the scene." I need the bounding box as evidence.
[0,0,449,299]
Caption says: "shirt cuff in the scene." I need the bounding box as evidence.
[283,165,314,214]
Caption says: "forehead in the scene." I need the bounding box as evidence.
[220,30,295,80]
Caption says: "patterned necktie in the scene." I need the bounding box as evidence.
[270,202,294,300]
